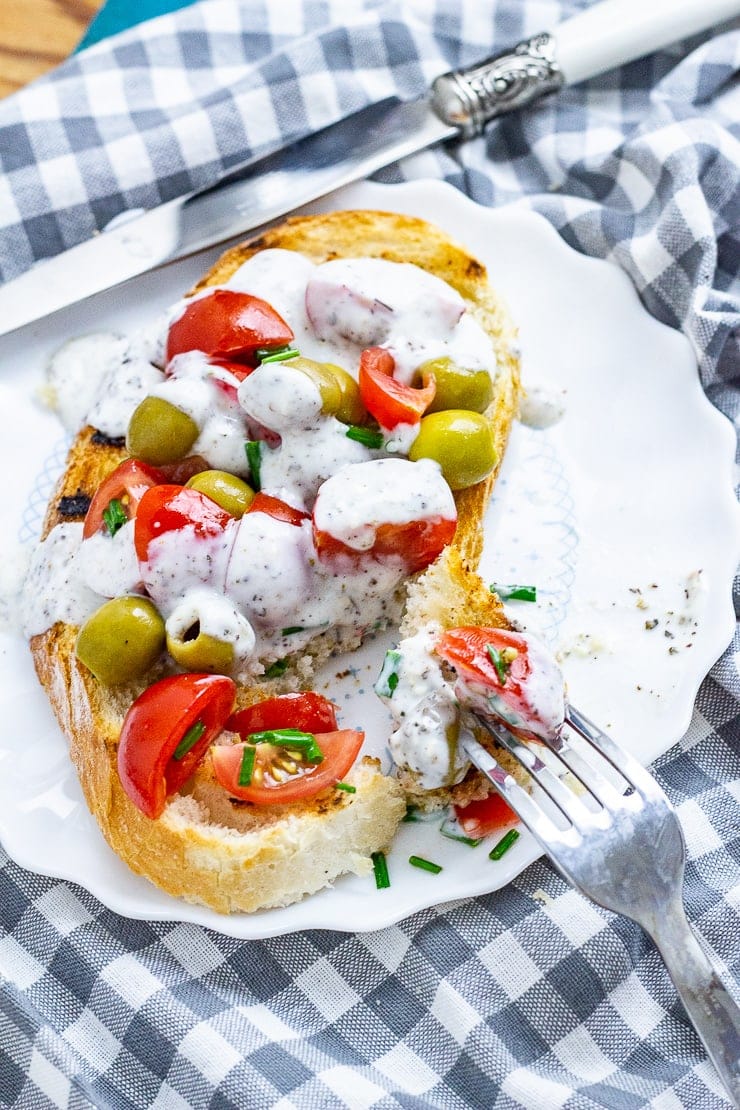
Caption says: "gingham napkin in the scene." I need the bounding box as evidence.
[1,2,738,1107]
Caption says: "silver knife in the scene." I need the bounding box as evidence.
[1,0,738,337]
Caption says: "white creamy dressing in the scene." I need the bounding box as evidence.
[381,625,567,787]
[518,384,566,430]
[314,458,455,551]
[237,363,372,509]
[75,520,141,599]
[380,624,468,790]
[46,333,130,435]
[21,524,102,636]
[27,250,498,681]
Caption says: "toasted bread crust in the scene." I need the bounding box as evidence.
[29,209,521,913]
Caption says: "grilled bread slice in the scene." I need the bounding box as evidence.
[28,209,520,913]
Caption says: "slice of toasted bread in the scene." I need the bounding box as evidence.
[28,209,520,913]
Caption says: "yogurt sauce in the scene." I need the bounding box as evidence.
[379,625,567,788]
[27,250,495,677]
[379,624,469,790]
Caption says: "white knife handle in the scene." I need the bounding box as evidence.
[555,0,740,85]
[431,0,740,137]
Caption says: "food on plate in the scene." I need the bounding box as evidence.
[21,209,522,913]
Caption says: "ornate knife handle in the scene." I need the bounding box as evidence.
[431,32,564,139]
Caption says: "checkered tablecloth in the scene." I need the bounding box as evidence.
[1,2,738,1107]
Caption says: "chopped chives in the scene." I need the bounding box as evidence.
[247,728,324,763]
[490,583,537,603]
[281,626,304,635]
[259,347,300,364]
[489,828,520,860]
[238,745,256,786]
[172,720,206,761]
[265,658,288,679]
[245,440,262,490]
[102,498,128,537]
[346,425,384,449]
[372,851,390,889]
[486,644,510,685]
[335,782,356,794]
[409,855,442,875]
[439,817,482,848]
[402,805,420,823]
[374,649,401,698]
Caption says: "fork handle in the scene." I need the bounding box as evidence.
[650,903,740,1106]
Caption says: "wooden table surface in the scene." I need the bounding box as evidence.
[0,0,104,98]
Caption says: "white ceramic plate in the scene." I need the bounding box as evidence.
[0,180,737,939]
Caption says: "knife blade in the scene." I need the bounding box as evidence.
[1,0,738,337]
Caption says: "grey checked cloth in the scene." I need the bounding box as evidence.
[1,2,739,1107]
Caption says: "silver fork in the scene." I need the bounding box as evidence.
[462,706,740,1107]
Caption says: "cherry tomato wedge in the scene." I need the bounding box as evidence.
[83,458,165,540]
[435,626,565,741]
[358,347,435,429]
[454,792,518,838]
[247,492,309,527]
[313,516,456,575]
[134,484,233,562]
[211,728,363,804]
[166,290,293,365]
[227,692,338,737]
[118,673,236,819]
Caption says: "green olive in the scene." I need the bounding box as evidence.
[418,357,494,415]
[127,396,199,465]
[321,362,366,425]
[75,596,165,685]
[167,626,235,674]
[291,358,365,425]
[409,410,497,490]
[186,470,254,517]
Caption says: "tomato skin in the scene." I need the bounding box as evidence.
[358,347,435,429]
[454,792,518,838]
[435,626,565,741]
[134,483,233,562]
[247,492,309,527]
[117,673,236,819]
[227,692,338,737]
[83,459,166,540]
[211,729,364,804]
[166,290,293,364]
[313,516,456,575]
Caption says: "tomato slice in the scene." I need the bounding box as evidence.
[83,458,165,540]
[211,728,364,804]
[117,673,236,819]
[247,492,309,527]
[454,792,518,838]
[313,516,456,575]
[358,347,435,429]
[227,692,338,737]
[166,290,293,364]
[435,626,565,740]
[134,483,233,562]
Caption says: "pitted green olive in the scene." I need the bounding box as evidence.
[418,357,494,415]
[186,470,254,517]
[126,396,199,465]
[167,626,235,674]
[321,362,365,425]
[409,410,497,490]
[290,357,342,415]
[75,597,165,685]
[291,358,365,425]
